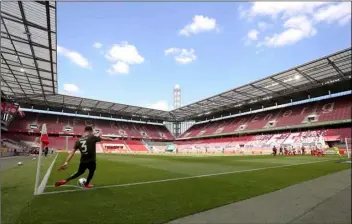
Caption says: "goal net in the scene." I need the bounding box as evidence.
[345,138,351,159]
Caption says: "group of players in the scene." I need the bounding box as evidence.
[272,143,341,157]
[272,145,306,156]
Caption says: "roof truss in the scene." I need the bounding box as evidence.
[1,1,57,99]
[171,48,352,120]
[13,94,175,121]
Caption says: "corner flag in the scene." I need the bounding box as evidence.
[35,123,50,195]
[40,124,50,148]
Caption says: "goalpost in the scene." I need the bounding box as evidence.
[345,138,351,159]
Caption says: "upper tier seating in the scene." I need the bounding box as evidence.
[179,95,351,139]
[8,112,174,140]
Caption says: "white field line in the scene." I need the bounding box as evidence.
[45,184,81,189]
[42,159,333,195]
[0,155,32,160]
[36,153,58,195]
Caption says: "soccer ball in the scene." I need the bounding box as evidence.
[17,162,23,166]
[78,178,87,187]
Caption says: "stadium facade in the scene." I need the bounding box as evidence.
[1,2,351,157]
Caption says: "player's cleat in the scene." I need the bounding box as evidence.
[54,180,67,187]
[84,183,93,188]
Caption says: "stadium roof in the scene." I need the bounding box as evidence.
[14,94,175,121]
[171,47,351,121]
[0,1,175,121]
[1,1,57,98]
[1,2,351,122]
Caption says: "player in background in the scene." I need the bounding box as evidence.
[287,146,293,156]
[297,146,301,155]
[327,141,341,157]
[272,146,277,156]
[54,126,114,188]
[311,145,316,156]
[44,146,49,157]
[316,147,324,157]
[279,146,283,155]
[292,146,296,156]
[301,146,306,155]
[316,143,324,157]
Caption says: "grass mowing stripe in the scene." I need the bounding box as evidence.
[42,159,334,195]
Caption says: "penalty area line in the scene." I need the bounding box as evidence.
[41,159,332,196]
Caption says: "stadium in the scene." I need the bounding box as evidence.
[1,2,351,224]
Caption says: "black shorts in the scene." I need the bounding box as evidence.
[78,161,96,173]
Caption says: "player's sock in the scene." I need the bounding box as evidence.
[54,180,67,187]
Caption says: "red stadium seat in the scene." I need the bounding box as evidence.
[177,95,351,138]
[8,112,175,141]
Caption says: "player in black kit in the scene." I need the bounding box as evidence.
[54,126,113,188]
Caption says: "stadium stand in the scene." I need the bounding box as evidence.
[175,127,351,155]
[178,95,351,139]
[2,93,350,155]
[124,140,149,152]
[148,141,173,152]
[1,133,152,153]
[0,133,32,157]
[7,112,174,140]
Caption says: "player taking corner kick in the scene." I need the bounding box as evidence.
[54,126,114,188]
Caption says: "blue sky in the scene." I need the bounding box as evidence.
[57,2,351,111]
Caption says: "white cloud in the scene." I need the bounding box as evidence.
[147,100,169,111]
[180,15,218,36]
[57,45,91,69]
[247,29,259,40]
[240,2,350,49]
[314,2,351,25]
[107,61,129,75]
[63,84,80,93]
[93,42,103,49]
[164,48,197,64]
[245,2,330,19]
[105,42,144,64]
[105,42,144,75]
[261,16,316,48]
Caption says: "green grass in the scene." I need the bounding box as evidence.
[2,153,350,224]
[1,155,55,224]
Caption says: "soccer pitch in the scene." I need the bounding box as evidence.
[2,153,350,224]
